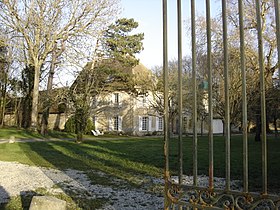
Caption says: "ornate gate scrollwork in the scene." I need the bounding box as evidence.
[165,178,280,209]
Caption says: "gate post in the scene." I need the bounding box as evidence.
[162,0,170,209]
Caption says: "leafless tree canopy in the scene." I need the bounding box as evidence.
[0,0,120,128]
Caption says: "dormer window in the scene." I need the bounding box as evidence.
[142,95,146,104]
[114,93,119,105]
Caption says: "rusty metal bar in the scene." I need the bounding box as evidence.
[275,0,280,83]
[177,0,183,186]
[206,0,214,190]
[163,0,170,209]
[238,0,248,193]
[191,0,198,187]
[255,0,268,195]
[221,0,231,192]
[163,0,169,174]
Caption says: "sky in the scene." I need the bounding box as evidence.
[56,0,221,87]
[120,0,221,69]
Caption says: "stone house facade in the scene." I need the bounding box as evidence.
[92,90,163,136]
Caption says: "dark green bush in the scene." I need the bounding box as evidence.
[64,116,94,134]
[85,118,95,135]
[64,116,75,133]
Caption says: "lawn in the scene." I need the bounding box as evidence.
[0,127,76,140]
[0,130,279,194]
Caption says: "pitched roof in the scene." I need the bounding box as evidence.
[71,59,153,93]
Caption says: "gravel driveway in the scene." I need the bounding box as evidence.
[0,161,164,210]
[0,160,243,210]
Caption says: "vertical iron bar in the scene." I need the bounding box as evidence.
[191,0,198,187]
[274,0,280,83]
[163,0,170,209]
[255,0,268,195]
[206,0,214,190]
[177,0,183,186]
[238,0,248,193]
[222,0,231,192]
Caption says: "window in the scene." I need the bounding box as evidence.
[138,95,147,107]
[112,116,122,131]
[113,116,119,131]
[142,117,148,131]
[158,117,163,131]
[142,95,146,104]
[139,116,151,131]
[114,93,119,105]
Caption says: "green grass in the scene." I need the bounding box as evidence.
[0,128,279,208]
[0,133,279,191]
[0,127,76,140]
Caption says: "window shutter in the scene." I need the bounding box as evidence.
[156,117,159,131]
[111,93,114,105]
[148,116,152,131]
[94,116,98,130]
[108,117,113,131]
[118,116,122,131]
[139,116,142,131]
[119,93,121,107]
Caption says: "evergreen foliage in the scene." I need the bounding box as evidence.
[70,18,144,142]
[101,18,144,67]
[64,115,94,135]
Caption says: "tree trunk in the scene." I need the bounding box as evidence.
[22,94,32,128]
[0,71,7,126]
[274,115,278,138]
[222,120,225,136]
[75,108,87,143]
[40,105,49,135]
[0,92,5,126]
[201,118,204,136]
[30,64,41,131]
[40,48,57,135]
[1,90,7,127]
[15,98,22,128]
[255,114,261,142]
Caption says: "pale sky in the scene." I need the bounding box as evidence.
[120,0,221,69]
[57,1,221,87]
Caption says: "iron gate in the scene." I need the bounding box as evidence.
[162,0,280,209]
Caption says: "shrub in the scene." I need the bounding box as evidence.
[64,116,75,133]
[85,118,95,135]
[64,116,95,134]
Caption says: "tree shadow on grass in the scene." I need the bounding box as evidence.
[0,185,10,210]
[17,142,105,209]
[17,140,166,209]
[42,140,162,186]
[83,136,280,195]
[83,138,165,169]
[20,190,40,210]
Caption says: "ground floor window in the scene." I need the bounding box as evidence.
[113,116,119,131]
[142,117,148,131]
[109,116,122,131]
[158,117,163,131]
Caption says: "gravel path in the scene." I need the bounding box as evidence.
[0,161,244,209]
[0,161,164,209]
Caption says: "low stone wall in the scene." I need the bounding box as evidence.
[4,113,71,130]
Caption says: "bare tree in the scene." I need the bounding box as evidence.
[0,35,9,126]
[192,0,279,138]
[0,0,120,130]
[150,57,207,134]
